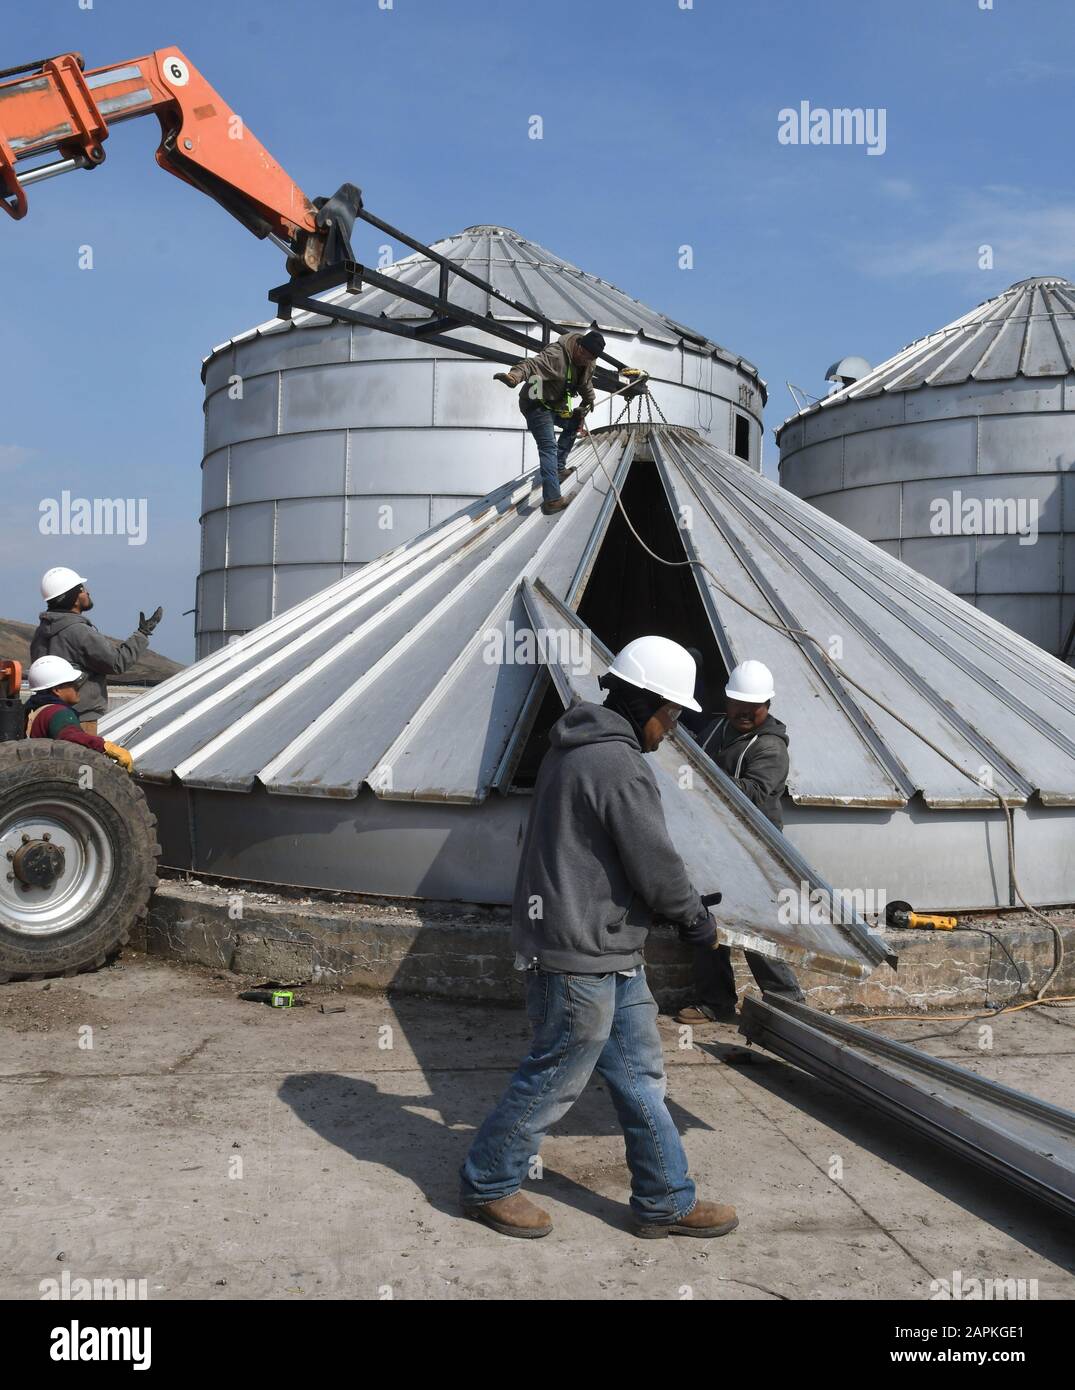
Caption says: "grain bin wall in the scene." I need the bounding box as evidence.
[777,277,1075,658]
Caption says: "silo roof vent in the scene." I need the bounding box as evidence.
[825,355,872,389]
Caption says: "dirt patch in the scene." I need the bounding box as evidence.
[0,976,116,1034]
[0,951,358,1035]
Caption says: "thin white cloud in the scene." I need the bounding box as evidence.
[863,190,1075,280]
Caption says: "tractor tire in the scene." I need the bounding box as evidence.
[0,740,159,982]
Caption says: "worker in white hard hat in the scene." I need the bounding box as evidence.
[24,657,134,770]
[677,657,805,1025]
[461,634,738,1242]
[31,567,162,734]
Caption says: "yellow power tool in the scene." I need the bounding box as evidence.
[885,899,958,931]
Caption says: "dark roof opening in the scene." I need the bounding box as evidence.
[733,413,751,462]
[509,453,729,786]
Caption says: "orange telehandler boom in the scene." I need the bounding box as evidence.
[0,45,635,389]
[0,46,360,273]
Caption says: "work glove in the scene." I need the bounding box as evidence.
[103,741,134,773]
[138,606,163,636]
[668,904,721,950]
[493,372,514,386]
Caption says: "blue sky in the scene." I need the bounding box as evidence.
[3,0,1071,661]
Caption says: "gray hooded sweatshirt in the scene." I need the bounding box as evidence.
[698,712,790,829]
[30,611,148,722]
[511,702,714,974]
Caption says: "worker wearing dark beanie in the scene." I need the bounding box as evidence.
[493,329,606,514]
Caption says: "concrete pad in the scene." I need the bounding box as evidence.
[1,955,1072,1300]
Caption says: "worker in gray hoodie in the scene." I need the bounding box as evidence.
[677,659,805,1024]
[31,566,162,733]
[460,636,738,1242]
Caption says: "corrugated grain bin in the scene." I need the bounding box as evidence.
[777,277,1075,659]
[197,226,765,655]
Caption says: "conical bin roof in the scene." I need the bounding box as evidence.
[104,423,1075,971]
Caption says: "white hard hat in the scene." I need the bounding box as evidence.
[607,636,701,712]
[725,659,775,704]
[28,655,84,691]
[41,566,87,602]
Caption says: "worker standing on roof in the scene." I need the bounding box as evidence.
[494,330,605,516]
[24,657,134,770]
[460,636,738,1242]
[677,659,806,1025]
[31,568,162,734]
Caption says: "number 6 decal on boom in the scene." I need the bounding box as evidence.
[161,56,190,87]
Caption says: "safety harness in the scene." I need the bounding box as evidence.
[528,356,577,417]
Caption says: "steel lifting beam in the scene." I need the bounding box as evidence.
[268,229,629,395]
[353,204,630,370]
[738,996,1075,1220]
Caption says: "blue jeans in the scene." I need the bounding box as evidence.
[460,968,697,1224]
[525,407,581,502]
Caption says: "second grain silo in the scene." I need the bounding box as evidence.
[196,225,765,655]
[777,277,1075,658]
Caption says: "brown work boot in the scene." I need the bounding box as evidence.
[635,1200,738,1240]
[675,1003,737,1024]
[557,465,576,482]
[464,1192,553,1239]
[541,496,570,515]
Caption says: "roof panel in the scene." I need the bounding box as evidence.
[379,438,630,801]
[662,435,1032,806]
[655,451,910,806]
[203,225,766,399]
[679,437,1075,803]
[779,277,1075,433]
[103,424,1075,815]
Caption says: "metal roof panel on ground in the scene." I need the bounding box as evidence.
[203,224,766,400]
[777,276,1075,435]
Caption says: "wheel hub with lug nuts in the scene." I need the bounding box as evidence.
[0,798,114,936]
[11,836,66,890]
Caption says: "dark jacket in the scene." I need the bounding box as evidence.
[502,332,598,418]
[698,713,790,829]
[30,611,147,722]
[511,702,713,974]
